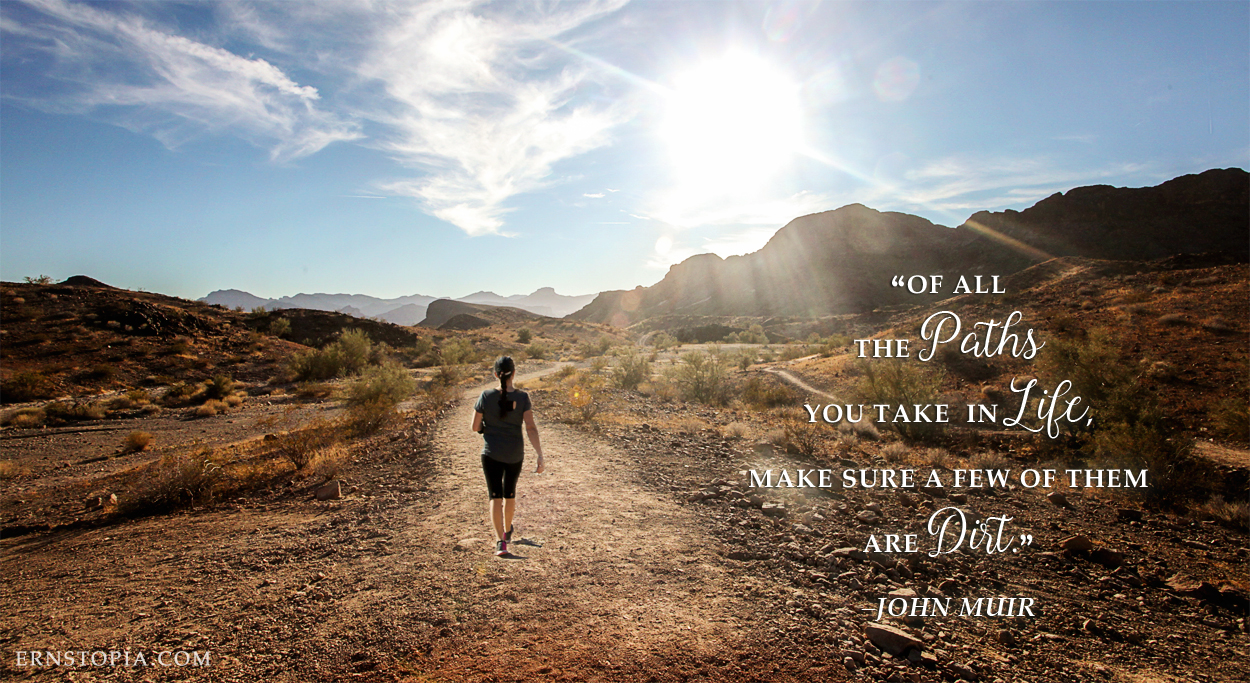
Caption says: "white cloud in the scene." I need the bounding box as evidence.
[1,0,360,161]
[361,0,632,236]
[583,192,606,198]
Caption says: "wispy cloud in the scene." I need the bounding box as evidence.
[1,0,360,161]
[363,1,632,236]
[583,192,606,199]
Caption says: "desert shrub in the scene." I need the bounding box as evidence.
[4,408,45,428]
[741,376,796,409]
[853,358,946,441]
[650,332,678,350]
[669,351,730,406]
[1194,496,1249,532]
[517,328,533,344]
[201,375,235,401]
[881,442,909,463]
[567,383,600,423]
[580,336,614,358]
[225,395,243,408]
[44,400,106,423]
[438,338,477,365]
[268,317,291,338]
[722,422,750,440]
[23,275,52,285]
[551,365,578,381]
[781,420,822,456]
[1091,416,1208,506]
[818,334,851,357]
[345,361,414,410]
[779,344,812,361]
[526,342,550,360]
[430,364,463,387]
[286,329,386,382]
[1209,396,1249,441]
[195,400,224,417]
[295,382,334,400]
[306,445,347,481]
[162,382,197,406]
[924,447,953,469]
[123,431,154,453]
[1,371,55,403]
[612,348,652,390]
[730,348,757,371]
[279,420,339,470]
[343,362,415,435]
[0,459,26,479]
[121,449,223,515]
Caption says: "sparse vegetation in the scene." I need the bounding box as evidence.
[120,449,223,515]
[611,348,652,390]
[23,275,52,285]
[342,361,415,435]
[1209,396,1249,441]
[852,358,946,441]
[516,328,533,344]
[123,431,154,453]
[669,351,730,406]
[741,376,796,409]
[526,342,550,360]
[1,371,56,403]
[268,317,291,338]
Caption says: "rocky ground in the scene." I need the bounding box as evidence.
[1,360,1247,682]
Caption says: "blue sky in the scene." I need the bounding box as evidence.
[2,0,1246,300]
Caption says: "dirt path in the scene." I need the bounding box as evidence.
[402,379,758,680]
[764,367,841,403]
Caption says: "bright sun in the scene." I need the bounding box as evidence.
[661,52,803,196]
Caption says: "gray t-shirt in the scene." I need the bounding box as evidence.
[475,388,532,464]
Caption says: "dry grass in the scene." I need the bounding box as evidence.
[123,431,153,453]
[880,442,909,463]
[721,422,751,440]
[0,459,27,479]
[119,449,223,516]
[195,400,224,417]
[4,408,45,428]
[1194,497,1248,532]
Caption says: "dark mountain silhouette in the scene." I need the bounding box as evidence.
[571,168,1249,324]
[201,287,593,322]
[418,299,547,330]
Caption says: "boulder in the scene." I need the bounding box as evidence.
[864,623,923,656]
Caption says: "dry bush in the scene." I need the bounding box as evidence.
[969,451,1009,471]
[880,442,909,463]
[161,382,197,406]
[0,459,27,479]
[781,420,822,456]
[306,445,348,481]
[1,371,56,404]
[120,449,223,515]
[123,431,153,453]
[199,375,235,401]
[437,338,477,366]
[848,420,880,441]
[671,417,705,434]
[195,400,224,417]
[526,342,550,360]
[567,383,601,424]
[551,365,577,381]
[1209,396,1249,441]
[280,420,340,470]
[589,356,610,374]
[295,382,334,400]
[721,422,751,440]
[741,376,797,409]
[5,408,45,428]
[779,344,813,361]
[44,400,106,423]
[141,404,162,415]
[922,447,952,469]
[1194,497,1249,532]
[225,394,244,408]
[517,328,533,344]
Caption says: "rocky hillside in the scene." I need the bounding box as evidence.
[571,169,1249,325]
[418,299,548,330]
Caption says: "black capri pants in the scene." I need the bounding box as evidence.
[482,454,524,499]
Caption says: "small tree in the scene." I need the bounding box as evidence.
[517,328,533,344]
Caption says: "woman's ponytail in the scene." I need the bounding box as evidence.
[494,356,516,416]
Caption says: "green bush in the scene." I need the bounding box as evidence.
[343,361,415,435]
[286,329,387,382]
[670,351,730,405]
[268,317,291,338]
[853,358,946,441]
[438,338,477,365]
[650,332,678,350]
[526,342,550,360]
[517,328,533,344]
[612,348,652,390]
[201,374,235,401]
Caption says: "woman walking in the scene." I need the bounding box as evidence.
[471,356,545,556]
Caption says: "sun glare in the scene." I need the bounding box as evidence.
[661,52,803,196]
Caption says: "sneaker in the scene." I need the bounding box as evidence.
[495,540,509,557]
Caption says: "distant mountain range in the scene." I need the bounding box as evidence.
[200,286,596,325]
[571,168,1249,324]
